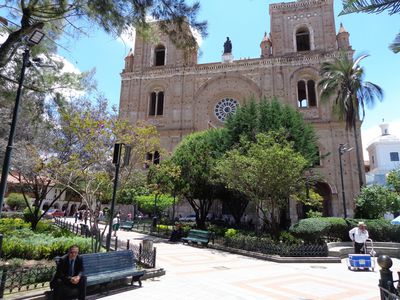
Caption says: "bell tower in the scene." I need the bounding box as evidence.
[269,0,337,56]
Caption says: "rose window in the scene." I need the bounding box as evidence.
[214,98,238,122]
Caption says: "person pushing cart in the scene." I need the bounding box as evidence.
[349,221,369,253]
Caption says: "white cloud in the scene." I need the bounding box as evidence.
[190,26,203,47]
[361,119,400,160]
[118,26,136,51]
[117,21,203,54]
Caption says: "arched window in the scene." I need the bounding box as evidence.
[296,28,310,51]
[297,80,317,108]
[149,91,164,116]
[154,45,166,66]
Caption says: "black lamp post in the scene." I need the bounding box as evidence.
[106,143,131,251]
[0,29,45,216]
[338,143,353,219]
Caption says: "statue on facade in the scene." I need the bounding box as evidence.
[223,37,232,54]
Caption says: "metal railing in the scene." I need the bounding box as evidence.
[0,264,55,297]
[377,255,400,300]
[54,218,156,268]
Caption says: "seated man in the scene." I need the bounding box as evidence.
[169,224,183,242]
[51,245,86,300]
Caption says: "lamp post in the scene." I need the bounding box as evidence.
[0,29,45,216]
[339,143,353,219]
[106,143,131,251]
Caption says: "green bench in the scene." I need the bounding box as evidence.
[52,250,145,299]
[182,229,212,246]
[82,250,144,288]
[120,221,134,231]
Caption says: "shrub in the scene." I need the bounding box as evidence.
[206,224,227,237]
[5,193,27,210]
[0,218,30,235]
[279,231,302,245]
[289,218,329,242]
[224,233,327,257]
[224,228,237,238]
[2,235,91,260]
[290,217,400,243]
[363,219,400,242]
[23,207,43,225]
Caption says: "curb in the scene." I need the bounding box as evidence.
[5,268,166,300]
[208,243,341,263]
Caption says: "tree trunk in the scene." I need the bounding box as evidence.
[352,119,364,190]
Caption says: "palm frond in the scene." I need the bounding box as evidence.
[389,32,400,53]
[340,0,400,15]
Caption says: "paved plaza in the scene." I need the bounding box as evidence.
[94,226,400,300]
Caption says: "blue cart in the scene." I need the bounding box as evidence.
[347,239,375,271]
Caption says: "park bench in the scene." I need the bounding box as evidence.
[51,250,145,299]
[182,229,212,246]
[120,221,134,231]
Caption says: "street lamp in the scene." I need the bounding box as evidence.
[338,143,353,218]
[106,143,131,251]
[0,29,45,216]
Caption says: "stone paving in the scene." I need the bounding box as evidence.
[96,227,400,300]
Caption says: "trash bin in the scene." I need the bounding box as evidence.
[142,239,153,253]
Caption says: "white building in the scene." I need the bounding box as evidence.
[366,123,400,185]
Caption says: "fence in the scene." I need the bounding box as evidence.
[0,264,55,297]
[54,218,156,268]
[377,255,399,300]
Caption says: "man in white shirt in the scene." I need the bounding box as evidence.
[349,221,369,254]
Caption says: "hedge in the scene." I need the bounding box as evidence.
[289,217,400,243]
[1,218,91,260]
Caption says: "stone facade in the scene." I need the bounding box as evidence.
[119,0,364,220]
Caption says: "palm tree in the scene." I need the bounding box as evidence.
[340,0,400,53]
[319,54,383,189]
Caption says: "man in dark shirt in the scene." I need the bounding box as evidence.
[52,245,85,300]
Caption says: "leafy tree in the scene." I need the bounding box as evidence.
[5,193,27,210]
[319,54,383,188]
[148,160,184,221]
[224,97,319,165]
[9,97,160,230]
[171,128,226,228]
[0,0,207,68]
[340,0,400,53]
[214,185,249,226]
[215,133,308,237]
[355,185,400,219]
[135,193,174,217]
[387,167,400,194]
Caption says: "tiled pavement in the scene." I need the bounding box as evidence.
[96,227,400,300]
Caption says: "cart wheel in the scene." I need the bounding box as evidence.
[348,266,351,270]
[372,267,374,272]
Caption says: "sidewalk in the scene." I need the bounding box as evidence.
[98,227,400,300]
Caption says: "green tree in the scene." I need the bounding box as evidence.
[355,185,400,219]
[5,193,27,210]
[224,97,319,165]
[148,160,184,221]
[171,128,226,228]
[9,97,160,230]
[340,0,400,53]
[135,193,174,217]
[319,54,383,188]
[387,167,400,194]
[0,0,207,68]
[215,133,308,237]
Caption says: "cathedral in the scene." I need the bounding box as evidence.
[119,0,364,221]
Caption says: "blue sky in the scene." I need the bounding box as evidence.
[57,0,400,157]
